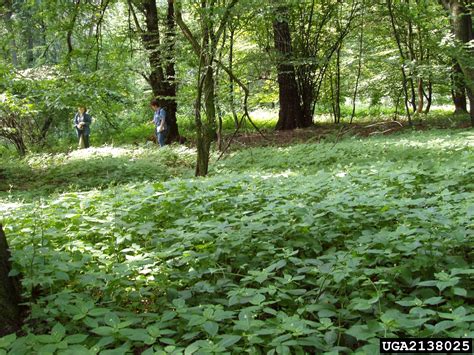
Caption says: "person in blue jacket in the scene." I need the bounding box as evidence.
[73,106,92,148]
[150,99,167,147]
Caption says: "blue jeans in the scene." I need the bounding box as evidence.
[157,129,168,147]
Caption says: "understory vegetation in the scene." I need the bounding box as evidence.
[1,129,473,354]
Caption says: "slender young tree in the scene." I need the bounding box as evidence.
[175,0,238,176]
[387,0,413,125]
[350,0,364,123]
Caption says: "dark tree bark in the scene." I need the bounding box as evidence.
[406,0,417,113]
[440,0,474,124]
[195,62,216,176]
[129,0,180,143]
[350,5,364,124]
[163,0,179,143]
[228,23,239,128]
[424,79,433,114]
[452,62,468,113]
[416,78,424,114]
[0,113,27,156]
[66,0,81,58]
[273,5,305,130]
[333,44,342,123]
[0,225,22,337]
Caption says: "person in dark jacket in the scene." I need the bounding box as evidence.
[74,106,92,148]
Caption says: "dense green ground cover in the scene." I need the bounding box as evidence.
[1,129,473,354]
[0,146,195,198]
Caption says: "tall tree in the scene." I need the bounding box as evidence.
[440,0,473,123]
[128,0,181,143]
[292,0,358,126]
[272,2,304,130]
[452,61,468,113]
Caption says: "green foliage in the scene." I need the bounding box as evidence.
[1,129,473,353]
[0,146,195,197]
[0,92,36,155]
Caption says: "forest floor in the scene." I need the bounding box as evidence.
[227,116,472,148]
[0,116,471,197]
[0,126,473,353]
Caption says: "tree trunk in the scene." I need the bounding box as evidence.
[451,0,474,124]
[452,61,468,114]
[334,44,342,123]
[228,25,239,128]
[416,78,424,113]
[300,79,314,127]
[273,5,304,130]
[441,0,474,124]
[138,0,180,143]
[0,225,22,337]
[351,9,364,124]
[196,64,215,176]
[406,1,417,113]
[164,0,180,143]
[387,0,412,126]
[424,80,432,114]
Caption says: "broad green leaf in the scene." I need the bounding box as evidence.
[51,323,66,342]
[0,333,16,348]
[64,334,88,344]
[202,321,219,337]
[91,326,114,336]
[119,328,155,344]
[218,335,241,348]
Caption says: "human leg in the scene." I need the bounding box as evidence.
[158,130,168,147]
[84,135,90,148]
[78,133,85,148]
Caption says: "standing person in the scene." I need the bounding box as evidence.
[74,106,92,148]
[150,99,167,147]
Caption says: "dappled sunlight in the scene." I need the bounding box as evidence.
[214,130,474,177]
[0,144,196,197]
[67,144,196,162]
[257,170,298,179]
[0,200,25,214]
[1,0,473,350]
[247,109,279,128]
[67,145,136,160]
[389,134,474,150]
[249,108,278,122]
[1,128,473,353]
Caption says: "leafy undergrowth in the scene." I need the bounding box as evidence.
[0,145,195,198]
[1,130,473,354]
